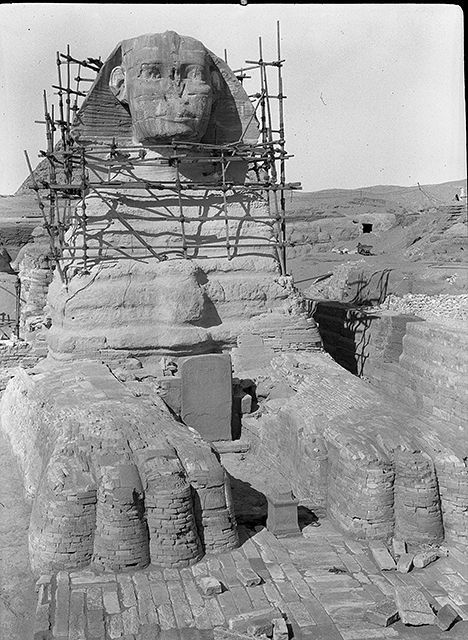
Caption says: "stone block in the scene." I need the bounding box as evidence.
[366,599,400,627]
[436,603,461,631]
[240,393,252,415]
[413,550,438,569]
[266,491,301,538]
[236,567,262,587]
[198,576,223,596]
[181,354,233,442]
[272,617,289,640]
[211,441,250,454]
[397,553,414,574]
[139,622,162,639]
[371,546,397,571]
[391,538,407,557]
[228,608,282,636]
[395,586,436,626]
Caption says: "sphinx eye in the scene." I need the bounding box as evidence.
[184,65,205,81]
[139,63,162,79]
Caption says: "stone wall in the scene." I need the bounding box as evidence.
[241,351,467,550]
[313,301,423,377]
[396,319,468,429]
[313,302,468,429]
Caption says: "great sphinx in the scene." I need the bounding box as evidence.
[43,30,294,360]
[1,31,309,575]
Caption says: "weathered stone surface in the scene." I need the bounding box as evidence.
[214,629,257,640]
[413,550,438,569]
[366,599,400,627]
[370,547,396,571]
[228,608,282,635]
[435,603,460,631]
[397,553,414,573]
[395,586,436,626]
[197,576,223,597]
[181,354,232,442]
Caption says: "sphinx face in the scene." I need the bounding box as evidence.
[110,32,218,144]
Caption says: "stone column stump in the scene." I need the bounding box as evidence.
[266,490,301,538]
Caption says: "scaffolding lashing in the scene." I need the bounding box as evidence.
[173,152,188,258]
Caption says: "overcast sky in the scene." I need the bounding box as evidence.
[0,3,465,194]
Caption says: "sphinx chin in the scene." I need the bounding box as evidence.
[133,118,205,144]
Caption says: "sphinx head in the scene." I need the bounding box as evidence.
[109,31,222,144]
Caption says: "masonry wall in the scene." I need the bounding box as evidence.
[313,302,468,429]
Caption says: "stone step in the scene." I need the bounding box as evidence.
[212,441,251,454]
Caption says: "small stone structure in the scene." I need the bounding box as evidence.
[266,490,301,538]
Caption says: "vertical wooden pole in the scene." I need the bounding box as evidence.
[277,21,287,275]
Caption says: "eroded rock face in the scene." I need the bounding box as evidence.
[0,362,238,574]
[109,32,218,144]
[73,30,258,147]
[45,252,292,359]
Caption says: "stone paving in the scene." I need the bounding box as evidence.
[34,518,468,640]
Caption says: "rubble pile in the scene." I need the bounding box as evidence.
[377,292,468,321]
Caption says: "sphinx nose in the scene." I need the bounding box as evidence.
[165,80,188,101]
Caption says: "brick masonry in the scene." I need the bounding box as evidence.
[313,303,468,430]
[0,361,239,575]
[239,349,467,551]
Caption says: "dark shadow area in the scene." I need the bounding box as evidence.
[297,505,321,530]
[191,488,206,553]
[314,301,379,376]
[227,473,268,527]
